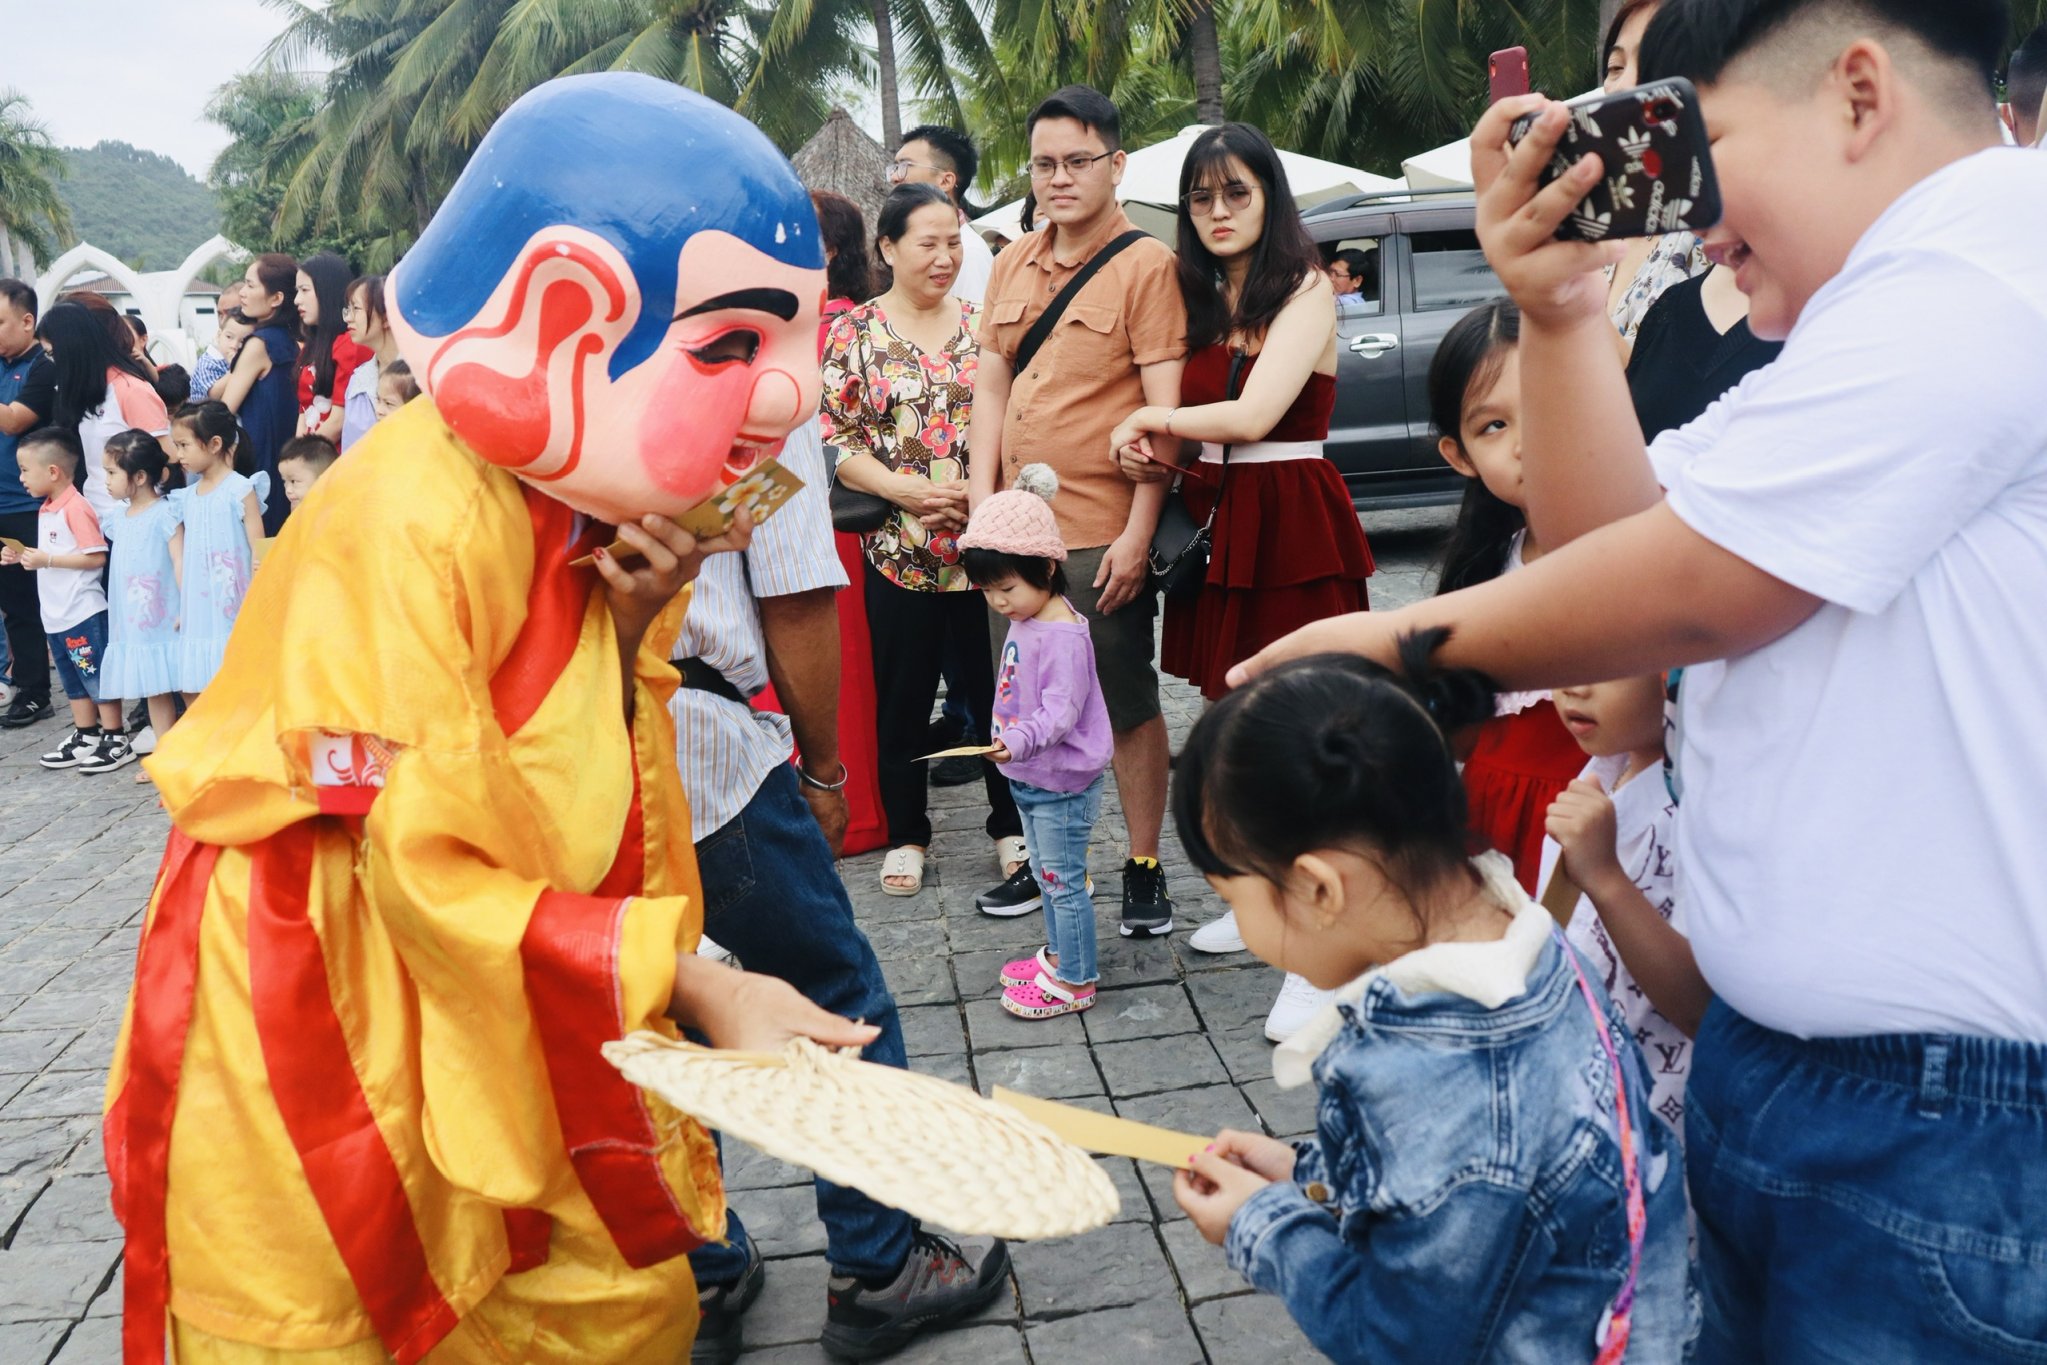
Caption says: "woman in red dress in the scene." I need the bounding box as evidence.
[1110,124,1373,703]
[1110,123,1375,1041]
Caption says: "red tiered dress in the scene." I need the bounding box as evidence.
[1460,533,1585,894]
[1161,344,1375,699]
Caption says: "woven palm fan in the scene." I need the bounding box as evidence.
[603,1032,1120,1239]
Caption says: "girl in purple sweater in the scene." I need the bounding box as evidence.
[959,465,1115,1019]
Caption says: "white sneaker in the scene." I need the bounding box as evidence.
[1264,972,1337,1044]
[1187,911,1245,955]
[131,725,157,755]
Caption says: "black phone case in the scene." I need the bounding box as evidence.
[1509,77,1722,242]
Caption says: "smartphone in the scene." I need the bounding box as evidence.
[1508,77,1722,242]
[1488,47,1530,104]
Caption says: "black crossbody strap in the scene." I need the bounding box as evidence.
[1012,229,1148,375]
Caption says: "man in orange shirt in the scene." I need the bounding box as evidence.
[969,85,1188,937]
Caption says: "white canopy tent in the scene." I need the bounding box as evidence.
[1400,87,1606,190]
[974,125,1405,239]
[1400,137,1475,191]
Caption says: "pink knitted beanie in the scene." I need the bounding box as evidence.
[959,464,1068,561]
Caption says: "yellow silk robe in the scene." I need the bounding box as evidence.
[104,399,724,1362]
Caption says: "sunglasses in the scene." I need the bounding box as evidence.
[1184,183,1256,216]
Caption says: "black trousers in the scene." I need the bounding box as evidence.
[863,561,1021,848]
[0,509,47,706]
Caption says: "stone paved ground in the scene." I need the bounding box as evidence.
[0,507,1451,1363]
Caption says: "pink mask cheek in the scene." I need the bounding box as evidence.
[637,358,753,499]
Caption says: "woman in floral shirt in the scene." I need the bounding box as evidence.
[824,183,1024,898]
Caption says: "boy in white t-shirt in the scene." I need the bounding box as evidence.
[1230,1,2047,1355]
[1,428,131,773]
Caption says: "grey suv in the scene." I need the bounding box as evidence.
[1305,190,1508,507]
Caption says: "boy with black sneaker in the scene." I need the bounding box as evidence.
[2,428,133,772]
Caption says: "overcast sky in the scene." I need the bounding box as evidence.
[3,0,326,177]
[1,0,886,183]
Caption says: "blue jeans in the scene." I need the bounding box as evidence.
[1689,1000,2047,1363]
[685,763,914,1285]
[1011,776,1104,987]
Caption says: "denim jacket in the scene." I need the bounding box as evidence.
[1225,855,1696,1364]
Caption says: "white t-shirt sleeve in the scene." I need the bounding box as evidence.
[952,226,995,306]
[1655,251,2047,614]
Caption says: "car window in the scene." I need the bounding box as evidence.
[1408,229,1507,312]
[1318,237,1384,318]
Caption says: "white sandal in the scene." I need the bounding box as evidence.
[994,836,1029,878]
[880,846,926,897]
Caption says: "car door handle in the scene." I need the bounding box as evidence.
[1348,333,1399,357]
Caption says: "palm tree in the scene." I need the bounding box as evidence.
[1229,0,1602,175]
[0,89,74,278]
[971,0,1196,188]
[470,0,873,152]
[757,0,991,151]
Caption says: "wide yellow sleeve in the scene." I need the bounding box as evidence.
[144,404,719,1255]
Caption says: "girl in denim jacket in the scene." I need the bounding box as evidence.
[1170,633,1694,1363]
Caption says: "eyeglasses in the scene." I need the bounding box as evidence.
[888,157,941,182]
[1184,182,1256,216]
[1027,150,1114,181]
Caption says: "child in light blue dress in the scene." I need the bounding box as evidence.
[100,431,184,761]
[168,402,268,698]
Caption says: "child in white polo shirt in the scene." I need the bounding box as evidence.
[1,428,130,772]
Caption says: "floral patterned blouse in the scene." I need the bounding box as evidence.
[820,299,980,593]
[1606,231,1710,341]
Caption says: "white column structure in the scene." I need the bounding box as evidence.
[35,235,248,367]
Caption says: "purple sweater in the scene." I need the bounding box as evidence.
[993,610,1114,794]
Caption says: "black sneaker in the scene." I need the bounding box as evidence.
[2,694,53,729]
[39,727,99,770]
[126,699,150,735]
[930,753,983,788]
[974,865,1042,918]
[78,731,138,775]
[690,1236,765,1364]
[821,1230,1010,1361]
[1118,858,1175,938]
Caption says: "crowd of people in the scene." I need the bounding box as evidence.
[3,0,2045,1359]
[0,255,426,779]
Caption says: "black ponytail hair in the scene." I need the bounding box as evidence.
[105,427,183,494]
[173,401,255,476]
[1172,628,1497,910]
[1428,298,1526,596]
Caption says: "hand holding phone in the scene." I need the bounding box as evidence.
[1506,78,1721,242]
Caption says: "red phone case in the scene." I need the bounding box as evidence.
[1489,47,1530,104]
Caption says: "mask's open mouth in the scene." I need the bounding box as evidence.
[720,436,782,486]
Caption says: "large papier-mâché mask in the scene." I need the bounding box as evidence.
[387,75,826,525]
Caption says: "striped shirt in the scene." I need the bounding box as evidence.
[668,418,848,841]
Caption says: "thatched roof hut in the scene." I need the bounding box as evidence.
[792,108,892,230]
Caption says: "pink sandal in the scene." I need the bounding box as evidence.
[1000,971,1096,1019]
[999,948,1057,988]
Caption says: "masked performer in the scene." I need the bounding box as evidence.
[101,75,869,1363]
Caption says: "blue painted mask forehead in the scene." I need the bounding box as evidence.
[394,74,822,378]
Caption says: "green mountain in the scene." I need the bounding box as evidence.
[55,142,221,273]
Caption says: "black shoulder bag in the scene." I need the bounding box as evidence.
[1147,347,1247,599]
